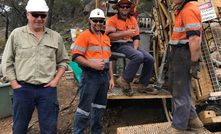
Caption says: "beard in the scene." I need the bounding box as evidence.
[120,10,129,17]
[92,24,102,32]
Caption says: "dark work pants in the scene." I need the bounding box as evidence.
[111,42,154,86]
[169,46,198,130]
[12,82,59,134]
[73,72,109,134]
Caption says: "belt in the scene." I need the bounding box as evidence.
[170,43,189,48]
[83,70,108,75]
[17,81,47,85]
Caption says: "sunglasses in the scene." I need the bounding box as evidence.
[119,5,131,9]
[30,13,47,19]
[91,19,104,24]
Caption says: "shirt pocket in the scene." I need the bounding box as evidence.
[103,40,111,47]
[88,41,101,57]
[103,41,111,59]
[17,43,34,59]
[42,43,58,61]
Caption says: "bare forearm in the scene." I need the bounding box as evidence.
[189,35,201,61]
[109,32,127,41]
[54,68,65,82]
[108,61,114,80]
[134,40,139,50]
[74,56,93,68]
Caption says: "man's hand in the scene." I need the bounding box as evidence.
[10,80,21,89]
[11,83,21,89]
[190,60,201,79]
[44,79,59,87]
[126,28,135,37]
[91,59,105,70]
[108,78,115,91]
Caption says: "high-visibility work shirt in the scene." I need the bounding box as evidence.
[72,28,111,71]
[1,25,70,85]
[169,2,202,46]
[105,13,140,43]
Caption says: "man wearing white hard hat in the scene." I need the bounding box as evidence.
[105,0,158,96]
[71,8,114,134]
[1,0,70,133]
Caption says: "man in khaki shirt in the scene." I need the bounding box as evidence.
[1,0,70,133]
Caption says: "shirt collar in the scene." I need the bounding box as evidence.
[178,0,189,11]
[117,12,130,20]
[24,24,49,34]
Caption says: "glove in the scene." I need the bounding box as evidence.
[190,60,201,79]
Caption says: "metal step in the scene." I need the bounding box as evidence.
[117,122,214,134]
[107,84,172,99]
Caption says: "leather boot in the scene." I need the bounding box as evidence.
[116,76,134,96]
[158,126,185,134]
[187,117,203,130]
[137,84,158,95]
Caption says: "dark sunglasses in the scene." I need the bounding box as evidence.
[30,13,47,19]
[91,19,104,24]
[119,5,130,9]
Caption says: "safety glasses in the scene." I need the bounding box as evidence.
[91,19,104,24]
[30,13,47,19]
[119,5,130,9]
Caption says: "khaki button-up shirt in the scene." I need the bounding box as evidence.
[1,25,70,85]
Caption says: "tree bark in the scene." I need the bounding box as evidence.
[46,0,54,28]
[5,16,9,42]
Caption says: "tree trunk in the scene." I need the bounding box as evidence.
[46,0,54,28]
[5,17,9,42]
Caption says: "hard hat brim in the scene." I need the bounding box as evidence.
[112,0,136,10]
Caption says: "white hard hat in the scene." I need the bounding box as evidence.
[89,8,105,19]
[26,0,49,12]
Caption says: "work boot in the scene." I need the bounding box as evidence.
[116,76,134,96]
[158,126,185,134]
[187,117,203,130]
[137,84,158,95]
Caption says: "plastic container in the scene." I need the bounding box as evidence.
[69,61,82,82]
[0,83,13,119]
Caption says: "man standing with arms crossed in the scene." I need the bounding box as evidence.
[1,0,70,133]
[72,8,114,134]
[105,0,158,96]
[159,0,203,133]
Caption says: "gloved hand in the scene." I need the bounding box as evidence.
[190,60,201,79]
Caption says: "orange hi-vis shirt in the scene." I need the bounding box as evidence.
[169,2,202,46]
[105,13,140,43]
[71,28,111,71]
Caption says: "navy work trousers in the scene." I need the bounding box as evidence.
[169,46,198,130]
[73,72,109,134]
[111,42,154,86]
[12,82,59,134]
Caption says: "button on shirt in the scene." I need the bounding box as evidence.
[1,25,70,85]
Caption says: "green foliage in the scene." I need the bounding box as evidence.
[138,0,153,13]
[7,0,27,31]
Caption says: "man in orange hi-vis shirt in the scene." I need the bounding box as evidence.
[105,0,158,97]
[159,0,204,133]
[71,8,114,134]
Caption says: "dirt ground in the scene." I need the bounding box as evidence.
[0,73,167,134]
